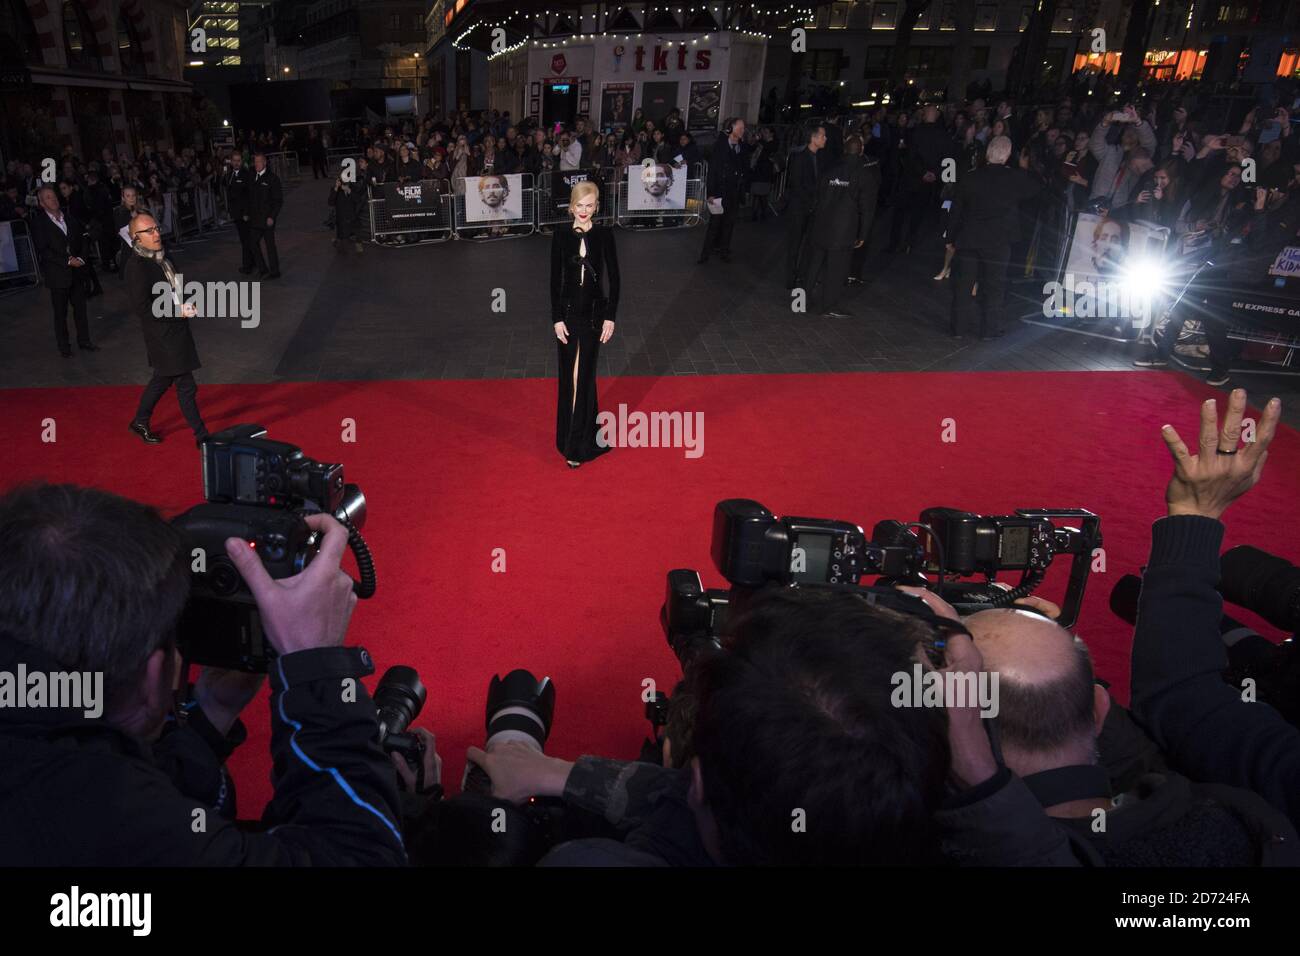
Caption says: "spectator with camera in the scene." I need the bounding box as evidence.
[0,484,406,866]
[1129,389,1300,830]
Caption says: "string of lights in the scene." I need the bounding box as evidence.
[458,3,810,54]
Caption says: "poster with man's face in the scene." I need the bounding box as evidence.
[464,174,523,221]
[626,161,686,211]
[1064,212,1166,284]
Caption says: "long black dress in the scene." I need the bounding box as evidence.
[550,224,620,462]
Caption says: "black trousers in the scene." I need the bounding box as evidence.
[312,157,327,179]
[951,244,1012,336]
[786,210,813,282]
[50,283,91,351]
[802,243,852,313]
[133,371,207,437]
[234,218,255,270]
[250,225,279,275]
[700,201,736,259]
[889,185,934,251]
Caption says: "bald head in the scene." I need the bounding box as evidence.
[966,608,1105,775]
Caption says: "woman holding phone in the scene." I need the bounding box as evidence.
[550,180,620,468]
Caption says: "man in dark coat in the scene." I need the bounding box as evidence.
[222,151,255,274]
[947,135,1043,339]
[247,151,283,278]
[30,185,97,356]
[123,212,209,445]
[328,171,364,253]
[784,124,827,289]
[698,117,748,264]
[802,135,881,318]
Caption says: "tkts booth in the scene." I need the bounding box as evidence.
[526,31,767,134]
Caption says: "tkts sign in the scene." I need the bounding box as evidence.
[632,45,712,71]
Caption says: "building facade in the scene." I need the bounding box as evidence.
[0,0,193,163]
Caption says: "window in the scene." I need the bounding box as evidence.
[117,11,146,75]
[972,46,990,70]
[828,1,854,28]
[0,0,41,65]
[864,46,892,77]
[63,0,103,71]
[804,49,843,82]
[388,13,401,30]
[975,4,998,29]
[872,2,897,29]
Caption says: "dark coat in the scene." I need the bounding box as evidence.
[809,155,882,249]
[550,224,621,323]
[328,182,361,230]
[247,168,283,225]
[948,163,1044,251]
[124,251,201,375]
[785,146,826,214]
[705,135,747,203]
[30,209,87,290]
[223,165,252,218]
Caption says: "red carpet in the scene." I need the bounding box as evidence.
[4,371,1299,814]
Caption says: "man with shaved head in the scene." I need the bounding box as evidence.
[123,211,209,445]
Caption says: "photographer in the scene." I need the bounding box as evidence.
[467,588,1070,866]
[0,483,406,866]
[1129,389,1299,829]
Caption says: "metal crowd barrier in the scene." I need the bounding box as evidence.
[452,173,537,240]
[0,223,41,296]
[369,179,455,245]
[264,151,301,183]
[531,168,616,230]
[615,161,706,230]
[167,182,226,244]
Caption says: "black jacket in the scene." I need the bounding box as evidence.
[248,168,283,225]
[223,165,252,218]
[809,155,881,250]
[705,135,747,202]
[328,182,361,227]
[124,251,201,376]
[30,210,87,290]
[1130,515,1300,831]
[948,163,1044,251]
[0,634,406,865]
[785,147,826,214]
[550,224,621,323]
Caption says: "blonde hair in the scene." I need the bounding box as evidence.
[570,180,600,214]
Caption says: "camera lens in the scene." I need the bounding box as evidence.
[209,559,242,597]
[374,665,426,740]
[484,670,555,752]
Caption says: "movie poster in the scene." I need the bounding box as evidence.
[625,160,687,211]
[601,83,634,131]
[688,81,721,133]
[463,174,524,222]
[1063,213,1169,286]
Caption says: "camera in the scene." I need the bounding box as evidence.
[375,665,428,774]
[663,499,1101,668]
[171,424,375,671]
[462,669,556,796]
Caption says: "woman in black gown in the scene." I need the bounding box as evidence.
[551,180,620,467]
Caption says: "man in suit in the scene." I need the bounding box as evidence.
[247,152,283,279]
[698,117,748,264]
[947,136,1044,339]
[222,151,255,274]
[802,136,881,319]
[30,185,98,357]
[122,212,208,445]
[784,124,826,289]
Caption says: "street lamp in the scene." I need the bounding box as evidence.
[413,51,423,115]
